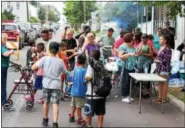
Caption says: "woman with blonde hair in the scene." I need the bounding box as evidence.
[65,28,77,71]
[1,33,15,110]
[84,33,100,57]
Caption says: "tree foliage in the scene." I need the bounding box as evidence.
[29,16,39,23]
[29,1,40,7]
[63,1,97,26]
[37,5,60,23]
[140,1,185,18]
[1,9,15,20]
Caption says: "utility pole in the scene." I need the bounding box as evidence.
[83,0,86,23]
[146,7,148,34]
[26,1,29,22]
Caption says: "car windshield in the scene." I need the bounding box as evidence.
[31,24,38,29]
[2,25,16,31]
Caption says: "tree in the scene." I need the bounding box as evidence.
[29,16,39,23]
[37,5,46,22]
[63,1,97,27]
[38,5,60,23]
[2,9,15,20]
[140,1,185,19]
[29,0,40,7]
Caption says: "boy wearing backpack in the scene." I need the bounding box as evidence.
[83,50,111,128]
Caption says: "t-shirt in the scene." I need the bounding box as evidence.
[114,37,124,56]
[66,38,77,62]
[37,56,67,90]
[118,44,137,71]
[153,34,160,50]
[85,44,100,55]
[71,67,87,97]
[36,52,46,76]
[85,65,103,99]
[100,35,115,46]
[1,45,10,68]
[58,51,69,69]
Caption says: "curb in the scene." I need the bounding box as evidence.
[168,94,185,113]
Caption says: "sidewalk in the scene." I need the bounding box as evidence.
[2,95,184,127]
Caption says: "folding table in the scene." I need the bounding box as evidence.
[129,73,167,114]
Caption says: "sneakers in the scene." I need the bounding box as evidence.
[42,118,49,127]
[37,98,44,104]
[53,123,58,128]
[2,105,15,112]
[77,118,86,125]
[69,114,75,122]
[121,97,134,103]
[24,95,34,101]
[81,122,93,128]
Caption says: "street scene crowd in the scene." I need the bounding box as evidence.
[2,19,185,128]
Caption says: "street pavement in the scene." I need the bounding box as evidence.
[2,28,185,127]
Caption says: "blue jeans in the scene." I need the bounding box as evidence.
[1,67,8,105]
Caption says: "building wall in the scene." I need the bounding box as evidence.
[137,21,153,34]
[137,6,185,49]
[2,1,27,22]
[176,15,185,47]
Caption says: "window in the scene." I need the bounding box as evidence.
[16,2,20,10]
[2,25,17,31]
[7,2,11,9]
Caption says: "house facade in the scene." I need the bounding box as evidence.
[137,5,185,48]
[2,0,38,22]
[2,0,28,22]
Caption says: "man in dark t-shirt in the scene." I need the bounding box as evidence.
[164,21,175,49]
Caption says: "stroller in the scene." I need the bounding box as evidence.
[3,62,35,111]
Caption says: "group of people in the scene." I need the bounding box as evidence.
[1,21,180,128]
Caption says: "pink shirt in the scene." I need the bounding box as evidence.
[148,40,154,48]
[114,37,124,56]
[36,52,46,76]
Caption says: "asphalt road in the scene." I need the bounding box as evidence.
[2,27,185,127]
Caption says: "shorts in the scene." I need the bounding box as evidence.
[34,76,43,90]
[71,97,85,108]
[43,88,61,104]
[84,98,106,116]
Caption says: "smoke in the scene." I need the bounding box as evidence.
[100,2,142,29]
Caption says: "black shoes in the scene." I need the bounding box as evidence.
[42,118,49,127]
[53,123,58,128]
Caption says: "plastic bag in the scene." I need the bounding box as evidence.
[168,78,185,88]
[171,61,180,74]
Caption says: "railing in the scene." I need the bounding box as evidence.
[153,20,176,34]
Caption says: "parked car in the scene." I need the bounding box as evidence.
[2,23,24,49]
[16,22,37,46]
[18,24,29,44]
[31,23,42,38]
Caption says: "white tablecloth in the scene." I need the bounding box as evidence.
[129,73,166,82]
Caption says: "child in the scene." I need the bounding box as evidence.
[83,50,106,128]
[68,54,87,125]
[58,39,78,98]
[24,42,46,103]
[85,33,100,57]
[32,42,67,128]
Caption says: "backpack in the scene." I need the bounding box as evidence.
[89,57,112,97]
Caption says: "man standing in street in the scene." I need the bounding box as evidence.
[164,21,175,49]
[98,28,115,59]
[78,25,91,50]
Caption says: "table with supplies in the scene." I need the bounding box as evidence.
[129,73,167,114]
